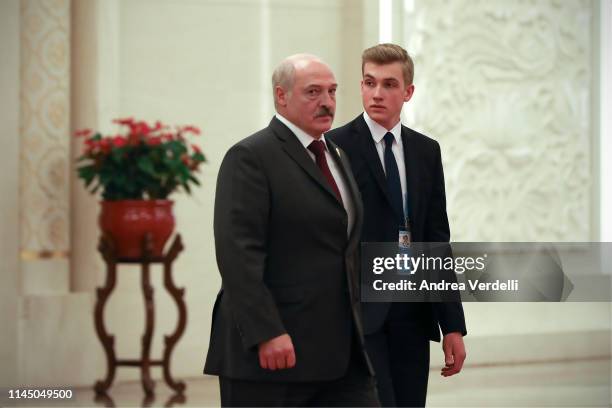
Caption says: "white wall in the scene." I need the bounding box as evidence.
[406,0,593,243]
[600,0,612,242]
[0,0,21,388]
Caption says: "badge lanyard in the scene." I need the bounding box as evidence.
[398,192,411,249]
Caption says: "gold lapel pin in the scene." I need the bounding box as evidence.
[335,147,341,157]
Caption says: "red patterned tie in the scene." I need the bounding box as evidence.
[308,140,343,205]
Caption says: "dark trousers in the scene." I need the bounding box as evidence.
[219,340,379,407]
[365,303,431,408]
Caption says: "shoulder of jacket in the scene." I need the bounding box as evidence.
[326,117,361,147]
[403,125,440,150]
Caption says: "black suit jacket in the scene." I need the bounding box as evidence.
[327,114,467,341]
[204,117,374,382]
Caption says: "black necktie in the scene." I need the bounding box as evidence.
[383,132,404,224]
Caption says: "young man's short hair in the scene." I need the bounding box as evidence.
[362,43,414,86]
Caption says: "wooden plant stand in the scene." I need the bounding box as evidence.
[93,234,187,396]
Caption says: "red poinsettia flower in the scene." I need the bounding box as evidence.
[113,117,135,126]
[112,135,127,148]
[130,121,151,137]
[99,139,112,154]
[182,125,201,135]
[153,121,165,131]
[74,128,93,138]
[76,117,206,200]
[83,139,97,155]
[128,132,141,146]
[146,136,162,146]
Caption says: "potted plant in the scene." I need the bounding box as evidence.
[75,117,205,258]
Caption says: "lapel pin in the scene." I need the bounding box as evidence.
[335,147,341,157]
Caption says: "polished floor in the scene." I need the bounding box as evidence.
[4,358,610,407]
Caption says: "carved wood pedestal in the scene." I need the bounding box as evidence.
[93,234,187,397]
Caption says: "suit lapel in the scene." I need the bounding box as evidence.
[354,115,399,219]
[327,139,363,248]
[269,117,343,207]
[401,126,419,224]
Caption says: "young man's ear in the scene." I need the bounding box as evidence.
[404,84,415,103]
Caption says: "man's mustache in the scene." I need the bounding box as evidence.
[315,106,334,118]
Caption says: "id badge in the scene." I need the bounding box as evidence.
[398,219,411,249]
[398,228,411,249]
[397,222,412,275]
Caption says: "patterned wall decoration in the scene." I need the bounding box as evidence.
[405,0,592,241]
[20,0,70,256]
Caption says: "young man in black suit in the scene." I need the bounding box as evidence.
[327,43,467,407]
[204,54,379,406]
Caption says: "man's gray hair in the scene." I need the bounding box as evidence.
[271,54,323,109]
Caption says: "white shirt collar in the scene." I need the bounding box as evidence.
[275,113,328,151]
[363,111,402,145]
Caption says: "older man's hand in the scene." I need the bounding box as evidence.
[441,332,466,377]
[258,334,296,370]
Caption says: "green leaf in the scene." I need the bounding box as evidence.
[188,175,201,186]
[137,156,156,176]
[111,148,125,163]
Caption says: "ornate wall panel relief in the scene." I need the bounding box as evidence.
[19,0,70,256]
[405,0,592,241]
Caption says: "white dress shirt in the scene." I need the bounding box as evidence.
[363,112,408,216]
[276,114,355,236]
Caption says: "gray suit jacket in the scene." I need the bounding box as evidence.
[204,117,373,382]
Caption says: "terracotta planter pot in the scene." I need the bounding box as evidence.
[99,200,175,258]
